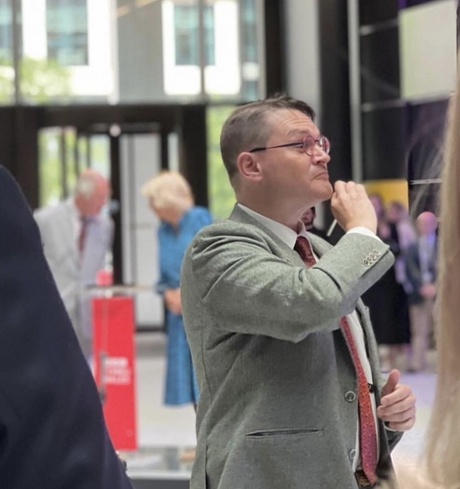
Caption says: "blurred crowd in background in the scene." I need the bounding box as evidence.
[307,197,438,375]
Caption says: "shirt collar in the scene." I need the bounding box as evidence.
[237,203,309,249]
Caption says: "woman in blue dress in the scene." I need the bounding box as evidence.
[142,171,212,407]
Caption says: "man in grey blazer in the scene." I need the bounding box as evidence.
[34,169,113,360]
[181,96,416,488]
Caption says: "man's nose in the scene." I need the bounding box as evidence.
[312,147,330,165]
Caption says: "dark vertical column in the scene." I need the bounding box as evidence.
[457,0,460,49]
[317,0,351,237]
[0,108,41,209]
[263,0,286,96]
[359,0,403,182]
[109,134,123,284]
[318,0,351,184]
[160,128,169,170]
[0,107,16,176]
[179,105,208,207]
[14,107,41,209]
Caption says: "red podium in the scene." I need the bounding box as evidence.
[92,292,138,451]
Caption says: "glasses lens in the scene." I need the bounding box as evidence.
[320,136,330,154]
[303,135,330,155]
[303,135,315,155]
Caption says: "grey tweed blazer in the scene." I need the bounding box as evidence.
[181,206,401,489]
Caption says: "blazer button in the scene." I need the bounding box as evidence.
[345,391,357,402]
[349,448,357,460]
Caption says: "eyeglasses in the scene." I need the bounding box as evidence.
[249,135,330,156]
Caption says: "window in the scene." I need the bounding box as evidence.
[174,4,215,66]
[46,0,88,66]
[0,0,12,62]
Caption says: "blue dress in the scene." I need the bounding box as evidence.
[156,206,213,406]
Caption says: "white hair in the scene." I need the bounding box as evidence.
[74,170,107,199]
[75,177,97,199]
[141,171,193,212]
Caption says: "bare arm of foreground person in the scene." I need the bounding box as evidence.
[0,166,133,489]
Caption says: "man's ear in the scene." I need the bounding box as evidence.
[236,152,263,182]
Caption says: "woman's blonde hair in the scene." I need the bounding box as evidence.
[421,63,460,487]
[141,171,194,213]
[383,62,460,489]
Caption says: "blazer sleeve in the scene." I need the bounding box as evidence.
[182,222,394,343]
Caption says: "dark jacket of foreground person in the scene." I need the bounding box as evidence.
[0,166,133,489]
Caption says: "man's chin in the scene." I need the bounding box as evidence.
[318,183,333,201]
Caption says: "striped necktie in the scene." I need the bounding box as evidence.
[294,235,378,485]
[78,217,90,254]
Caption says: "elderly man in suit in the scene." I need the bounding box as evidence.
[181,96,416,489]
[0,166,132,488]
[34,169,113,360]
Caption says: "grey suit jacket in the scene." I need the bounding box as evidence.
[34,199,113,357]
[181,206,401,489]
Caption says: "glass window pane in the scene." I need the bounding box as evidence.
[0,0,15,104]
[161,0,261,102]
[173,4,215,66]
[39,127,110,207]
[204,5,215,66]
[46,0,88,66]
[89,134,111,178]
[240,0,260,101]
[174,5,199,65]
[39,128,64,206]
[0,0,12,61]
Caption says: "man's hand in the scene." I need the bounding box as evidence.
[377,369,416,431]
[331,181,377,233]
[165,288,182,315]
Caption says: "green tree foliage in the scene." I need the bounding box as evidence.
[0,57,71,104]
[20,57,71,103]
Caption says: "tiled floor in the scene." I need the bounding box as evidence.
[123,333,437,487]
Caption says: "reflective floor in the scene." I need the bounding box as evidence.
[123,333,436,487]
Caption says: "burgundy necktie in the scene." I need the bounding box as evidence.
[294,236,316,268]
[78,217,89,254]
[294,235,378,485]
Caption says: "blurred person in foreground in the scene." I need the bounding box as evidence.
[34,169,113,361]
[383,64,460,489]
[141,171,212,409]
[180,95,416,489]
[0,166,132,489]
